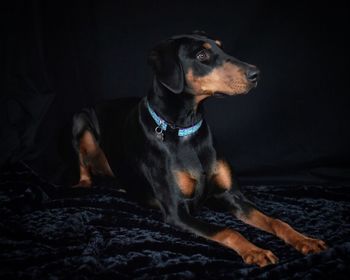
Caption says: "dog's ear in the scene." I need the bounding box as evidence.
[148,39,184,94]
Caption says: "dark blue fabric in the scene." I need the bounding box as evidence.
[0,163,349,279]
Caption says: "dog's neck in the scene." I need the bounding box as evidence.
[147,79,203,128]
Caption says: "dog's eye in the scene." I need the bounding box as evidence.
[196,50,210,61]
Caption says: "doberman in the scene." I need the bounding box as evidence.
[72,32,327,267]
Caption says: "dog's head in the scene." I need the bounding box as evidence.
[148,31,260,102]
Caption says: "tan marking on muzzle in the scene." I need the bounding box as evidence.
[186,62,250,101]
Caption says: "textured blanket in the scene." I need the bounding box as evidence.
[0,163,349,279]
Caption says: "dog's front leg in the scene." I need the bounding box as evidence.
[209,158,327,255]
[144,167,278,267]
[172,207,279,267]
[213,191,328,255]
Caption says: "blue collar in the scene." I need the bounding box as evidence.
[146,101,203,138]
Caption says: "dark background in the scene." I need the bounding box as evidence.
[1,0,349,186]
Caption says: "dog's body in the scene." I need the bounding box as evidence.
[72,32,327,267]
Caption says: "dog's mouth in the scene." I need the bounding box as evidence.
[213,92,230,98]
[213,81,258,97]
[251,80,258,88]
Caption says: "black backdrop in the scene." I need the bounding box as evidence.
[1,0,349,186]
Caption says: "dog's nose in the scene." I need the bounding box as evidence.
[245,66,260,83]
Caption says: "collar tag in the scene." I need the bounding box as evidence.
[154,123,164,141]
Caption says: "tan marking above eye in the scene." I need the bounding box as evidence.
[174,170,197,197]
[203,42,212,49]
[211,160,232,190]
[215,40,222,47]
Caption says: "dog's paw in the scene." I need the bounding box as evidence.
[241,248,279,267]
[293,237,327,255]
[72,179,92,188]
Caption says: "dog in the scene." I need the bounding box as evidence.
[71,31,327,267]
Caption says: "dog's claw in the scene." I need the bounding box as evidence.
[241,248,279,267]
[294,237,328,255]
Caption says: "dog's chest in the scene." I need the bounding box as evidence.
[171,143,214,199]
[172,142,210,174]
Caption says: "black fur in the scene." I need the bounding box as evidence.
[72,33,260,241]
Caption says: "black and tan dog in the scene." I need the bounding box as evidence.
[72,32,327,267]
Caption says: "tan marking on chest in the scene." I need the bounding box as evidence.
[211,160,232,190]
[174,170,197,197]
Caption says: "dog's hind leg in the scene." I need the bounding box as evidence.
[72,108,114,187]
